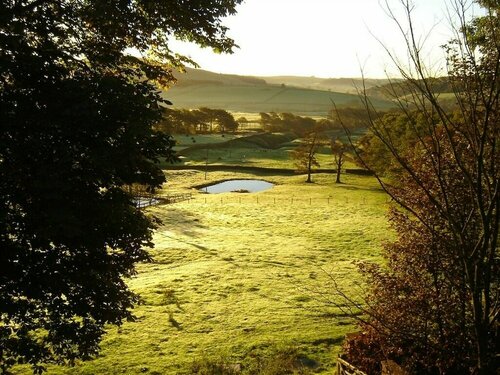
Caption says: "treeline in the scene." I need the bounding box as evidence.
[155,107,239,134]
[366,76,453,99]
[259,107,375,135]
[155,106,377,136]
[358,109,447,176]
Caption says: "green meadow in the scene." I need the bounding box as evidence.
[16,132,392,374]
[173,132,360,171]
[165,67,395,116]
[163,84,394,116]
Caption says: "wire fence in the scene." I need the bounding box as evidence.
[173,195,391,206]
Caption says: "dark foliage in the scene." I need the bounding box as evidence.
[345,147,480,373]
[259,112,320,136]
[327,107,378,130]
[0,0,242,372]
[157,107,239,134]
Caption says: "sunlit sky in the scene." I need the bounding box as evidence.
[170,0,481,78]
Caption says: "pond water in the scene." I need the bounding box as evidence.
[201,179,274,194]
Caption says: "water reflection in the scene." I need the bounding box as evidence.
[201,179,274,194]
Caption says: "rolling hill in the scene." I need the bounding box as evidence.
[259,75,393,94]
[164,68,395,115]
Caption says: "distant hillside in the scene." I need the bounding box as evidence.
[366,77,452,99]
[165,68,395,115]
[260,76,393,94]
[173,67,391,93]
[172,67,267,87]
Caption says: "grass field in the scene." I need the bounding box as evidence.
[173,132,361,171]
[16,167,390,374]
[15,131,391,374]
[169,67,395,111]
[163,84,394,116]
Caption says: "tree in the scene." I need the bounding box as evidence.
[156,107,188,134]
[328,107,376,131]
[156,108,238,135]
[343,138,480,374]
[198,108,239,134]
[215,109,239,134]
[330,138,350,183]
[357,110,433,177]
[0,0,242,372]
[197,107,218,133]
[259,112,326,135]
[337,0,500,373]
[237,116,249,131]
[291,127,324,183]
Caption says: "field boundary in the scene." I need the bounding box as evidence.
[135,193,193,208]
[182,195,388,206]
[166,164,374,176]
[163,193,193,203]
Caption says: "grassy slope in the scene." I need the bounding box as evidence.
[174,68,392,94]
[173,67,268,87]
[259,76,392,94]
[14,130,391,374]
[165,68,395,115]
[163,85,394,116]
[173,132,358,171]
[22,170,389,375]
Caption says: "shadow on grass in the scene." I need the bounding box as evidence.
[338,184,384,192]
[168,312,183,331]
[156,206,208,238]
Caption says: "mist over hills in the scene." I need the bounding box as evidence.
[258,75,391,94]
[172,67,267,87]
[172,67,390,92]
[165,67,395,115]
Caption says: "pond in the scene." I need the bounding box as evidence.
[201,179,274,194]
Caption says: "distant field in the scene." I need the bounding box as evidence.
[259,76,393,94]
[20,170,389,374]
[172,132,361,171]
[173,67,394,96]
[163,84,394,116]
[166,67,395,115]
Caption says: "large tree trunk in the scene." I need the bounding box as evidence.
[306,170,312,183]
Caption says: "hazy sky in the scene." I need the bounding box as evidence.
[170,0,480,78]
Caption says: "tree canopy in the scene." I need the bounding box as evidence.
[340,1,500,373]
[0,0,242,372]
[291,126,326,183]
[157,107,239,134]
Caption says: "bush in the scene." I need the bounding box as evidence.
[188,345,316,375]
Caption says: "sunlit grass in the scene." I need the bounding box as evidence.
[18,169,390,374]
[172,133,360,171]
[164,84,394,115]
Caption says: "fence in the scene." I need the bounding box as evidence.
[337,356,367,375]
[163,193,193,204]
[134,196,160,208]
[135,193,193,208]
[185,195,389,206]
[135,192,391,207]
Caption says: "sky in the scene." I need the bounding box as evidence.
[169,0,481,79]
